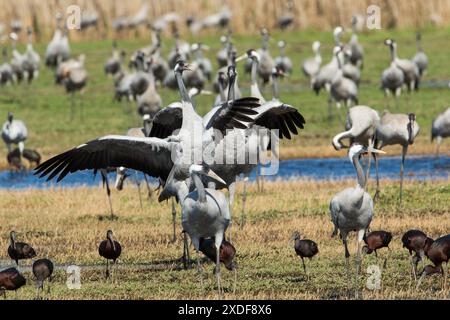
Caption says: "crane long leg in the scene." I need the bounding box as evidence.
[182,231,191,269]
[373,153,380,201]
[101,171,115,219]
[171,199,177,243]
[214,236,223,299]
[399,145,408,204]
[70,93,75,121]
[355,229,365,298]
[197,251,204,289]
[435,137,441,159]
[143,174,152,200]
[240,176,248,228]
[228,182,236,243]
[134,171,143,210]
[342,233,351,289]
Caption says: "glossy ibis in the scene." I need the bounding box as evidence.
[32,258,54,299]
[0,267,26,299]
[98,230,122,279]
[292,231,319,278]
[401,229,434,280]
[363,230,392,267]
[8,231,37,266]
[417,234,449,290]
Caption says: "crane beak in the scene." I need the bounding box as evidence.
[367,146,385,154]
[200,90,213,95]
[206,169,226,185]
[235,54,247,62]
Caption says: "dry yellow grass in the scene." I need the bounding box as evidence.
[0,178,448,299]
[1,0,450,41]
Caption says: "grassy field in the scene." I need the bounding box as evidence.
[0,27,449,300]
[0,179,448,299]
[0,27,450,169]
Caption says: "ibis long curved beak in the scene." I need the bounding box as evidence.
[235,54,247,62]
[206,169,226,185]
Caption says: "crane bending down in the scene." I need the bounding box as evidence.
[332,106,381,197]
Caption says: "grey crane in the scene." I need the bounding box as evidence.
[137,57,162,118]
[274,40,293,74]
[277,0,295,29]
[216,35,230,67]
[151,12,180,32]
[385,38,419,92]
[9,33,25,83]
[382,39,405,98]
[173,164,229,296]
[375,111,420,203]
[2,112,27,155]
[330,144,384,286]
[167,27,190,69]
[257,28,275,85]
[348,16,364,68]
[330,46,358,109]
[33,60,262,245]
[0,48,15,85]
[191,43,213,81]
[127,3,149,29]
[310,27,343,94]
[412,32,428,77]
[342,48,361,86]
[302,41,322,79]
[332,105,381,196]
[21,27,40,82]
[431,107,450,157]
[45,13,70,67]
[80,11,99,31]
[189,6,232,35]
[59,55,88,120]
[104,41,125,76]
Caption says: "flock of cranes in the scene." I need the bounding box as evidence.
[0,8,449,299]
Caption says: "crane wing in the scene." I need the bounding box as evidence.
[251,100,306,139]
[204,97,260,134]
[34,136,175,182]
[149,102,183,139]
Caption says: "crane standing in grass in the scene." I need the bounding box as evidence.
[431,107,450,157]
[375,112,420,203]
[329,144,384,295]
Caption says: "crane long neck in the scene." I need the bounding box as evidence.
[218,79,226,102]
[332,130,352,149]
[390,44,398,61]
[250,58,263,100]
[108,235,116,251]
[272,75,279,100]
[192,173,207,203]
[416,37,422,52]
[175,70,192,105]
[352,154,366,189]
[227,75,236,101]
